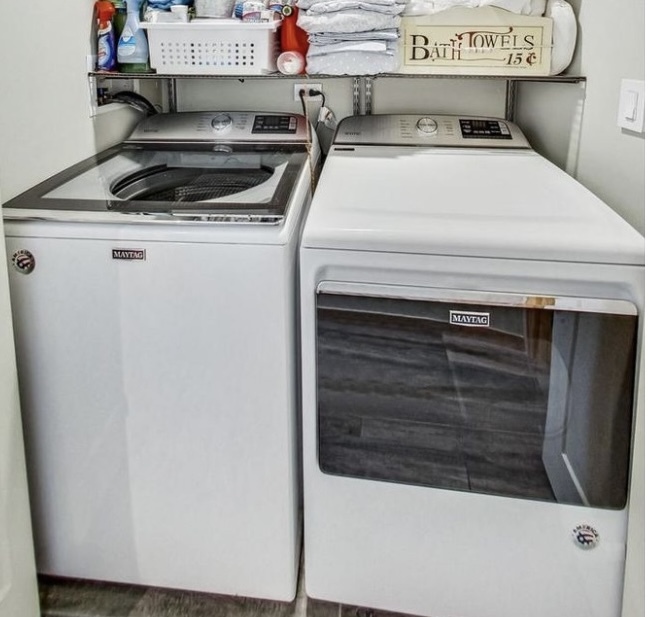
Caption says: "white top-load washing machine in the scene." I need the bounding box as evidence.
[299,115,644,617]
[3,111,318,601]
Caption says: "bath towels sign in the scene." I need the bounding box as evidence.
[400,7,553,75]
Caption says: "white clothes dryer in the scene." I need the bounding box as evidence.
[4,112,319,601]
[299,115,644,617]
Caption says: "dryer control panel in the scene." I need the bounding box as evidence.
[333,114,530,149]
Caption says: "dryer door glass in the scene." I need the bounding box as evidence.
[316,290,638,509]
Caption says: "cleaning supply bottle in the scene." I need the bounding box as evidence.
[280,4,308,57]
[95,1,117,71]
[117,0,150,73]
[111,0,128,41]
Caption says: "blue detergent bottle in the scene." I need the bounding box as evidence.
[117,0,150,73]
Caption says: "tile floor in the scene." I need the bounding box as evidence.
[38,561,411,617]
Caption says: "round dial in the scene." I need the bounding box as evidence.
[416,117,438,136]
[211,113,233,132]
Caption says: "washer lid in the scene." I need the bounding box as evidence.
[301,146,644,266]
[4,145,308,224]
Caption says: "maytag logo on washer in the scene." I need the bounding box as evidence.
[112,249,146,261]
[449,310,490,327]
[572,524,600,550]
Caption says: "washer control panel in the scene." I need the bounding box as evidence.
[127,111,307,144]
[333,114,530,148]
[252,114,298,134]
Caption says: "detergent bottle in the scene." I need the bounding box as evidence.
[277,2,308,74]
[110,0,128,41]
[280,3,308,57]
[117,0,150,73]
[95,1,117,71]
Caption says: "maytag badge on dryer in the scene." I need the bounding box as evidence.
[449,310,490,327]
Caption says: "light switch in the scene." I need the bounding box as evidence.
[617,79,645,133]
[623,90,638,120]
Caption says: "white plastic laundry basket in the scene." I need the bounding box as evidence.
[142,19,280,75]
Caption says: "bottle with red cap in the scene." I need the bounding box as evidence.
[95,1,117,71]
[278,2,308,74]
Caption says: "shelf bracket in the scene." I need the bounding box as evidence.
[87,73,100,118]
[167,78,178,112]
[353,77,361,115]
[353,76,375,115]
[364,77,374,115]
[505,79,518,122]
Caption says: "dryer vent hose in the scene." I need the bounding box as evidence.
[109,91,158,116]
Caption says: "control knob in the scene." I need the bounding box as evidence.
[211,113,233,132]
[416,117,438,136]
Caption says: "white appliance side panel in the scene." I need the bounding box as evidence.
[0,222,39,617]
[300,248,643,617]
[5,233,301,601]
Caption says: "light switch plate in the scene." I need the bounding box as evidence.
[617,79,645,133]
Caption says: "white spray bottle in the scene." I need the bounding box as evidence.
[117,0,150,73]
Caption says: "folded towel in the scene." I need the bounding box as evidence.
[298,9,401,32]
[298,0,399,9]
[305,0,406,14]
[309,28,400,43]
[480,0,546,15]
[404,0,546,15]
[147,0,192,8]
[307,45,400,74]
[433,0,478,10]
[307,39,394,55]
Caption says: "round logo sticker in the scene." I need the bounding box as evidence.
[12,249,36,274]
[572,524,600,550]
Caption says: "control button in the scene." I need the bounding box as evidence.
[211,113,233,132]
[416,117,438,136]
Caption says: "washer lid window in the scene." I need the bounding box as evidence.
[4,145,307,224]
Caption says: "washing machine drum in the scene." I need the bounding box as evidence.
[111,164,275,202]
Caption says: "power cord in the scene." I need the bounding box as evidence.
[307,89,326,108]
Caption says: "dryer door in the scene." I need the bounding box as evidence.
[315,283,638,509]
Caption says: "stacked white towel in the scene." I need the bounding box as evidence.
[404,0,546,16]
[297,0,406,74]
